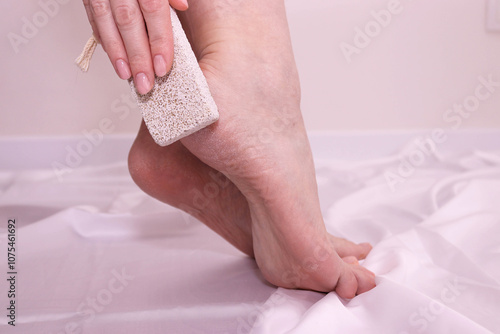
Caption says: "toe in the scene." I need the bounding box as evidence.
[352,265,376,295]
[330,236,373,260]
[335,268,358,299]
[342,256,359,265]
[335,262,376,298]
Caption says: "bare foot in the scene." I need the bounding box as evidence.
[129,123,372,263]
[175,0,376,297]
[129,121,254,256]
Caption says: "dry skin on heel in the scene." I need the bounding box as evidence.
[76,8,219,147]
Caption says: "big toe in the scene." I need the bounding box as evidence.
[336,262,376,299]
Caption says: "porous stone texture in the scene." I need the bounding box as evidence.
[130,8,219,146]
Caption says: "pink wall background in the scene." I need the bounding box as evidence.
[1,0,499,136]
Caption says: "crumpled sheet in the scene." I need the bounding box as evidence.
[1,139,499,334]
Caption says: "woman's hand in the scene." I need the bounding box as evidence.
[82,0,188,94]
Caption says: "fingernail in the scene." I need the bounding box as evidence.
[115,59,131,80]
[154,55,167,77]
[180,0,188,8]
[136,73,151,95]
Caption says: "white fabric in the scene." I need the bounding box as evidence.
[1,136,499,333]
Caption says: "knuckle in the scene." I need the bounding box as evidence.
[139,0,163,14]
[128,53,149,68]
[114,4,141,27]
[149,35,169,48]
[89,0,110,18]
[101,39,122,55]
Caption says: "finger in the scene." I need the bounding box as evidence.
[88,0,132,80]
[82,0,101,42]
[111,0,154,94]
[168,0,188,11]
[138,0,173,77]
